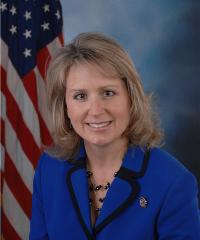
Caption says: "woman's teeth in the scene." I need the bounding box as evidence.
[88,122,111,128]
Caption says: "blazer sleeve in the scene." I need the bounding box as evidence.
[157,170,200,239]
[29,155,49,240]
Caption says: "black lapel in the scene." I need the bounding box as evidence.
[66,159,94,240]
[93,147,150,236]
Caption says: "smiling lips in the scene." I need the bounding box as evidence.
[87,121,112,129]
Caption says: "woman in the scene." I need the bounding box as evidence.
[30,32,200,239]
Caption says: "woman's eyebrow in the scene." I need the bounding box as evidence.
[68,85,119,92]
[99,85,119,89]
[67,88,86,93]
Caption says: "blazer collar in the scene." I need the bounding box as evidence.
[66,145,150,239]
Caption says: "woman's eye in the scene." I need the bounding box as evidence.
[74,93,87,100]
[103,90,115,97]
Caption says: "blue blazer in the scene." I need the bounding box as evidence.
[29,146,200,239]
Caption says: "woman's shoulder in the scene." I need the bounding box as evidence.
[147,147,197,185]
[39,151,67,162]
[147,148,200,238]
[36,151,73,172]
[150,147,188,171]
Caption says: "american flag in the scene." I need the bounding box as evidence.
[1,0,63,239]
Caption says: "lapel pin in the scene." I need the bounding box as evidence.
[139,196,148,208]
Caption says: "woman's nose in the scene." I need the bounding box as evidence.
[88,98,105,116]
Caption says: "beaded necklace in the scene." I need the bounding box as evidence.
[87,170,118,214]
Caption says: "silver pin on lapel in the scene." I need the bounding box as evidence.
[139,196,148,208]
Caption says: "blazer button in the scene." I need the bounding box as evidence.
[139,196,148,208]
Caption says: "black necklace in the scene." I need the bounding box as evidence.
[87,170,118,213]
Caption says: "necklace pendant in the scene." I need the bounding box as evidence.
[104,182,110,190]
[95,185,102,191]
[99,197,105,203]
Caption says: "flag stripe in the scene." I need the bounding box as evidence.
[1,143,5,172]
[1,118,5,146]
[36,36,64,81]
[38,111,53,146]
[2,182,30,239]
[4,82,41,167]
[22,69,53,146]
[22,70,40,110]
[47,37,63,56]
[5,120,34,193]
[1,39,8,70]
[5,151,32,218]
[1,93,6,121]
[2,211,21,240]
[34,67,52,132]
[58,33,64,45]
[6,62,42,148]
[37,47,51,80]
[0,65,7,122]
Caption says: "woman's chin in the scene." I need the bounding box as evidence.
[84,138,111,147]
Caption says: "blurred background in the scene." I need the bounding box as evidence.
[61,0,200,191]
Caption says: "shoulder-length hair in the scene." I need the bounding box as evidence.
[46,32,163,158]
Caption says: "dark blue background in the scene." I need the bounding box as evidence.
[61,0,200,196]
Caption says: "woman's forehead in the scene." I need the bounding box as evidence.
[65,62,126,90]
[69,60,121,79]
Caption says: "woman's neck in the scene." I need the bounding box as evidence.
[84,138,128,173]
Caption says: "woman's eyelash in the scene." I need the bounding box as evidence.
[73,93,87,100]
[73,90,116,100]
[103,90,116,96]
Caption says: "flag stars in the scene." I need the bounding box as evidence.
[10,5,17,15]
[9,25,17,35]
[23,29,32,39]
[55,10,61,19]
[0,2,7,12]
[23,48,32,58]
[24,10,32,21]
[43,4,50,13]
[41,22,50,31]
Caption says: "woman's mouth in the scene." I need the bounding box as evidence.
[87,121,112,129]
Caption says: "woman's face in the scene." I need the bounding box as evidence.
[65,63,130,148]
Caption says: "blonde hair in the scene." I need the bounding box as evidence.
[46,32,163,158]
